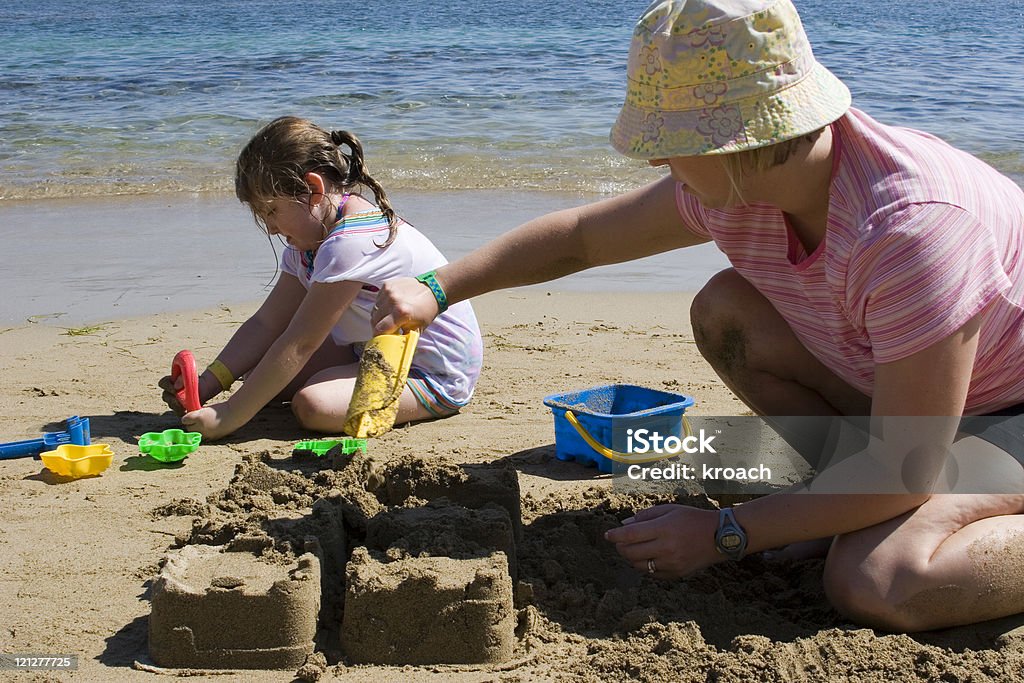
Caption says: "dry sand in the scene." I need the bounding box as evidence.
[1,290,1022,682]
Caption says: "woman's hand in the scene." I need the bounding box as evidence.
[604,504,722,579]
[181,401,244,441]
[372,276,440,334]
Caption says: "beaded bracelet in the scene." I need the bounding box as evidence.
[415,270,449,314]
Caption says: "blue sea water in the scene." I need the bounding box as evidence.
[1,0,1023,200]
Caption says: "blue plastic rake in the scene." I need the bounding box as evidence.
[0,416,91,460]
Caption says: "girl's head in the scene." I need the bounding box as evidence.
[235,116,397,248]
[609,0,850,163]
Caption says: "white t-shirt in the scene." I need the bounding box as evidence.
[280,209,483,405]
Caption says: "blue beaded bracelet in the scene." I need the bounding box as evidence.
[415,270,449,314]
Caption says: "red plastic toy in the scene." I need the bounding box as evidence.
[171,350,202,413]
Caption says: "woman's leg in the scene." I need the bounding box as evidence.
[692,268,867,559]
[690,268,870,416]
[692,269,1024,630]
[824,485,1024,631]
[692,268,871,477]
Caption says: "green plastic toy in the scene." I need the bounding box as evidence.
[139,429,202,463]
[291,438,367,458]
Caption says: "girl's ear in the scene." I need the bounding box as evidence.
[304,171,327,199]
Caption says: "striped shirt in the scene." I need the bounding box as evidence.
[676,108,1024,414]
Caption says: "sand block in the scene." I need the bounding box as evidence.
[342,548,515,665]
[366,502,517,579]
[382,460,523,540]
[149,545,320,669]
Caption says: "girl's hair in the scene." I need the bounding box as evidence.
[720,129,824,204]
[235,116,398,247]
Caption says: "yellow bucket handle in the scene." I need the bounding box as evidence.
[563,410,693,464]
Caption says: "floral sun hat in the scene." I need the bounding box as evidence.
[610,0,851,159]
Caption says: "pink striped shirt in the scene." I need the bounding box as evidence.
[677,108,1024,414]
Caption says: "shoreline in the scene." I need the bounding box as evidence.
[1,189,730,327]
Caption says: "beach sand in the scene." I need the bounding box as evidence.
[1,288,1023,682]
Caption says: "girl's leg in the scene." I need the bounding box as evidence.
[272,338,358,401]
[289,363,440,433]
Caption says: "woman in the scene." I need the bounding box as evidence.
[371,0,1024,632]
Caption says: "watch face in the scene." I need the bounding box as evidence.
[720,533,741,550]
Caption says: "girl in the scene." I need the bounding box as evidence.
[160,116,483,440]
[370,0,1024,631]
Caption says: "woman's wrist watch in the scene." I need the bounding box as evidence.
[714,507,748,560]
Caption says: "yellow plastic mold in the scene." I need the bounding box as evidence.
[40,443,114,478]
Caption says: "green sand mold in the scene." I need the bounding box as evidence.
[291,438,367,458]
[140,429,202,463]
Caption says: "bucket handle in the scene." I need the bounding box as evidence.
[563,410,694,465]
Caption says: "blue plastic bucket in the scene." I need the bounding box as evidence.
[542,384,694,473]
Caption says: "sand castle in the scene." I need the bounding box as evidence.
[148,447,526,669]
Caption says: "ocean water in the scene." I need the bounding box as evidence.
[1,0,1023,201]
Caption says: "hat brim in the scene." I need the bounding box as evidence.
[610,63,852,159]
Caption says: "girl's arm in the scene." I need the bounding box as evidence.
[183,279,362,439]
[374,176,708,333]
[606,312,983,576]
[159,273,307,414]
[197,273,308,402]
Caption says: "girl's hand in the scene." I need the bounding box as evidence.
[158,374,186,417]
[181,402,243,440]
[604,504,722,579]
[159,371,223,417]
[372,276,439,334]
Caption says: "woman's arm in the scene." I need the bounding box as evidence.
[182,278,362,438]
[606,313,982,577]
[373,176,707,333]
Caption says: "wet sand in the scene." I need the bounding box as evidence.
[0,190,729,326]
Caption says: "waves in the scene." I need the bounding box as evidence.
[1,0,1022,201]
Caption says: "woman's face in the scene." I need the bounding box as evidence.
[649,155,741,208]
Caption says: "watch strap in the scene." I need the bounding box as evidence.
[414,270,449,314]
[715,507,748,561]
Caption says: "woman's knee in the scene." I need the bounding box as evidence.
[690,268,769,375]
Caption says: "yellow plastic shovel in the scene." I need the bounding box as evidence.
[343,329,420,438]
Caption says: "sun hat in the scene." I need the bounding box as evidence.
[610,0,851,159]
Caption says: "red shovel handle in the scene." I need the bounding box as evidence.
[171,350,202,413]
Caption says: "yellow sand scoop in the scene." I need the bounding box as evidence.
[343,329,420,438]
